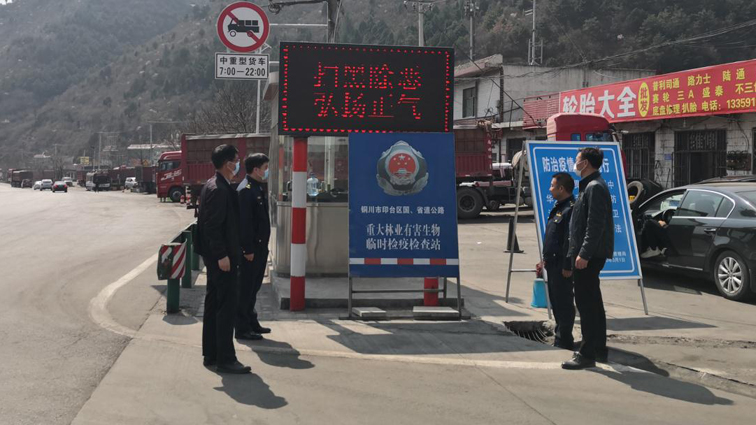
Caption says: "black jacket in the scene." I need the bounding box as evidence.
[195,172,241,263]
[238,176,271,254]
[568,171,614,261]
[543,195,574,271]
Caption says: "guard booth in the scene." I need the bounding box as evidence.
[264,71,349,275]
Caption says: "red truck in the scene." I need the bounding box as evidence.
[109,167,136,191]
[181,133,270,206]
[156,133,271,203]
[11,170,34,188]
[455,126,521,219]
[157,151,184,202]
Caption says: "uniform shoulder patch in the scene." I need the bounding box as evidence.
[246,183,252,189]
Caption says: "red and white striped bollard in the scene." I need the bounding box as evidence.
[290,137,307,311]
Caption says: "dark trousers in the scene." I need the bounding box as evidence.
[573,258,607,360]
[202,257,238,364]
[236,248,268,333]
[641,219,671,251]
[545,263,575,347]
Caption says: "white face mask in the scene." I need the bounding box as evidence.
[573,160,585,177]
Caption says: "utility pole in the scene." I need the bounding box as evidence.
[404,1,434,47]
[525,0,541,65]
[464,0,479,62]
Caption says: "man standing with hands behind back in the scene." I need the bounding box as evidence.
[196,144,251,374]
[236,153,272,341]
[563,147,614,370]
[537,172,576,351]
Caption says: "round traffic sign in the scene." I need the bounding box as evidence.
[216,2,270,53]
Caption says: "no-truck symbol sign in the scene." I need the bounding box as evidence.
[216,2,270,53]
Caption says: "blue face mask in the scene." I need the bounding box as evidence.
[233,161,240,176]
[263,169,269,180]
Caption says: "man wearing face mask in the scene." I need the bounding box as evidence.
[536,172,576,351]
[235,153,272,341]
[563,147,614,370]
[196,144,251,374]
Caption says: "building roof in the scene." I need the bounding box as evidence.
[454,54,503,78]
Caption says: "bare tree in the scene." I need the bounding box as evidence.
[189,81,271,134]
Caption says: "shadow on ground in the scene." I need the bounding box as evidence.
[319,319,554,356]
[237,338,315,370]
[214,372,288,409]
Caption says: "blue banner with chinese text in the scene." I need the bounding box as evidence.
[349,133,460,278]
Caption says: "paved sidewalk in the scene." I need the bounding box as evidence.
[71,272,756,425]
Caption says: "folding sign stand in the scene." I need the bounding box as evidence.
[504,147,552,320]
[347,275,463,320]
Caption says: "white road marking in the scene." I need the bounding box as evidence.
[88,256,157,338]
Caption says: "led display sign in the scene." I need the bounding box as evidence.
[278,42,454,136]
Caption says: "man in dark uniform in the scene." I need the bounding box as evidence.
[537,172,576,351]
[195,144,251,374]
[563,147,614,370]
[235,153,272,340]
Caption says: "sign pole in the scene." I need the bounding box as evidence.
[639,279,649,315]
[290,137,308,311]
[505,148,526,303]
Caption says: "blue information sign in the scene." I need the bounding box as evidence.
[349,133,460,278]
[526,141,642,280]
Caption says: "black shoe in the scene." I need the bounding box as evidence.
[236,331,263,341]
[252,325,271,334]
[561,353,596,370]
[203,357,216,367]
[216,361,252,374]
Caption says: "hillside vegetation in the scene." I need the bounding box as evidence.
[1,0,755,168]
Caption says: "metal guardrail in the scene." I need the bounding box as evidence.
[162,221,200,314]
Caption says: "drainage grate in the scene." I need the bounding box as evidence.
[504,321,553,344]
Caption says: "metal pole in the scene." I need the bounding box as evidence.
[456,276,462,320]
[149,124,153,165]
[505,148,526,302]
[166,279,180,313]
[639,279,649,315]
[531,0,537,65]
[418,8,424,47]
[469,7,474,61]
[290,137,308,311]
[256,80,261,133]
[348,276,353,318]
[182,230,193,288]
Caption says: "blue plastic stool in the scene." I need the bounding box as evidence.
[531,278,548,308]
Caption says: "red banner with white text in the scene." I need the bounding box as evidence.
[559,59,756,122]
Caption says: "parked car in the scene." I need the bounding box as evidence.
[125,177,138,190]
[63,177,74,187]
[52,181,68,193]
[633,183,756,301]
[33,180,42,190]
[40,179,53,191]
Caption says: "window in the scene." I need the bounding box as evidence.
[462,87,476,118]
[674,130,727,186]
[159,161,180,171]
[677,191,725,218]
[642,191,685,217]
[623,132,656,180]
[715,198,734,218]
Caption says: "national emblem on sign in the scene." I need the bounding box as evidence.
[376,141,428,196]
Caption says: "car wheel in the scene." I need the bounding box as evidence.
[168,187,184,203]
[457,187,484,219]
[713,251,755,301]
